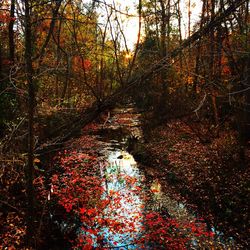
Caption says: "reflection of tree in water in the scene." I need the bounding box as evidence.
[99,150,214,249]
[47,107,236,249]
[98,150,145,248]
[149,179,191,221]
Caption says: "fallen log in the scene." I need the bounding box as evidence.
[35,0,247,155]
[119,0,247,90]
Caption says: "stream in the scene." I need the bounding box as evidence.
[94,107,193,248]
[50,104,237,249]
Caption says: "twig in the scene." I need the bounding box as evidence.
[0,200,19,213]
[2,117,25,150]
[103,111,111,127]
[193,93,207,118]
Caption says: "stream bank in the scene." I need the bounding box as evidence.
[34,104,247,249]
[131,117,249,249]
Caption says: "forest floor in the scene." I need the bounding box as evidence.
[0,106,249,249]
[137,118,250,248]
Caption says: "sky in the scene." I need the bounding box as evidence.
[100,0,203,49]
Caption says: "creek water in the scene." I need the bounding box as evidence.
[52,105,237,249]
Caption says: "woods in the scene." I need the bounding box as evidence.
[0,0,249,249]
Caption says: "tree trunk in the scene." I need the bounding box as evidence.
[61,55,70,105]
[8,0,15,63]
[158,0,169,115]
[209,0,219,125]
[193,0,206,94]
[237,0,250,163]
[0,41,2,79]
[24,0,35,245]
[55,15,63,102]
[177,0,183,72]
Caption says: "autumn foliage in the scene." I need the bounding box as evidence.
[32,133,216,249]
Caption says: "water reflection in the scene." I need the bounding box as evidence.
[149,179,193,221]
[99,150,144,248]
[97,148,210,249]
[74,106,237,249]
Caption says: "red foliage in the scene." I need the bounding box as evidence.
[34,145,215,249]
[72,56,92,72]
[0,13,16,23]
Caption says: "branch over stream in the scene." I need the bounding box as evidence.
[35,0,247,155]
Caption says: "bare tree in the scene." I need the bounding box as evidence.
[8,0,15,63]
[23,0,35,245]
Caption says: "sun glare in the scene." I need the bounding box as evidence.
[100,0,202,50]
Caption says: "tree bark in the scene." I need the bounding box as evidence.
[0,41,2,79]
[8,0,15,63]
[55,14,63,102]
[60,55,70,105]
[194,0,206,94]
[158,0,169,114]
[209,0,219,125]
[177,0,183,72]
[24,0,35,245]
